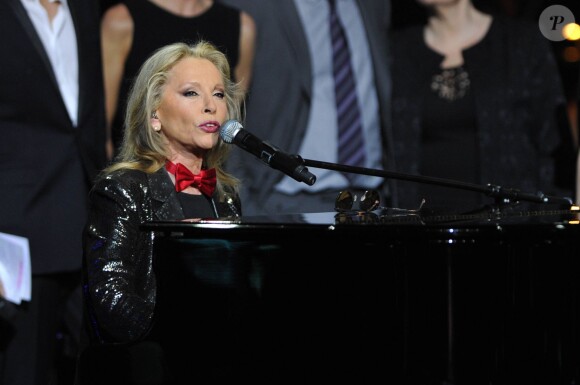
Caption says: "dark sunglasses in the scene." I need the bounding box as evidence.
[334,190,382,212]
[335,190,426,214]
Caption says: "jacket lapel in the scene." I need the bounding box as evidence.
[149,168,185,221]
[8,0,59,92]
[67,0,84,125]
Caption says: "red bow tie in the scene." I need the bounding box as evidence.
[165,161,216,197]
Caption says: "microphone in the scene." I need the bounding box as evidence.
[220,120,316,186]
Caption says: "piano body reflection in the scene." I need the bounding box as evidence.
[142,204,580,385]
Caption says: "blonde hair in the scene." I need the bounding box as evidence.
[103,40,244,198]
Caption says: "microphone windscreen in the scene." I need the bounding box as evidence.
[219,120,243,144]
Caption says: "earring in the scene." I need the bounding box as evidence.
[153,125,161,132]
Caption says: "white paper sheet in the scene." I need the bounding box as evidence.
[0,232,31,304]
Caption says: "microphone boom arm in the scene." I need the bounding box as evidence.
[302,158,572,207]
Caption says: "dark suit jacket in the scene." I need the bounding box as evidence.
[0,0,107,274]
[220,0,396,214]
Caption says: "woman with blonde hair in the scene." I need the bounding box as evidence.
[77,40,244,384]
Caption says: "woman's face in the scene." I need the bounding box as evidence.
[156,57,227,156]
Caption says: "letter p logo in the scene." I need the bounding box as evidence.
[550,15,565,30]
[539,5,575,41]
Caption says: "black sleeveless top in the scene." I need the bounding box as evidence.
[112,0,241,150]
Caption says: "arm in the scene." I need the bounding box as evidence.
[101,3,133,157]
[527,27,574,197]
[84,173,155,343]
[234,11,256,95]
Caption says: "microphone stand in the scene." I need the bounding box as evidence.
[300,158,573,207]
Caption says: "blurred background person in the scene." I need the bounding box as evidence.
[0,0,108,384]
[101,0,255,156]
[390,0,575,214]
[577,64,580,202]
[220,0,395,216]
[77,40,243,384]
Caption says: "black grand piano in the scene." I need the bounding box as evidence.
[142,202,580,385]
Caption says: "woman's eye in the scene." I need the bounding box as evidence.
[214,92,225,99]
[184,90,198,97]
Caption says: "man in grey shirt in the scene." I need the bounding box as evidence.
[220,0,395,216]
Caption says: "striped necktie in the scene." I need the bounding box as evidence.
[328,0,365,180]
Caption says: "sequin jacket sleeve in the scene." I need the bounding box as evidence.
[82,167,242,343]
[83,169,163,343]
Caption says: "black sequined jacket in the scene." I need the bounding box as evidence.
[390,15,574,209]
[82,167,241,343]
